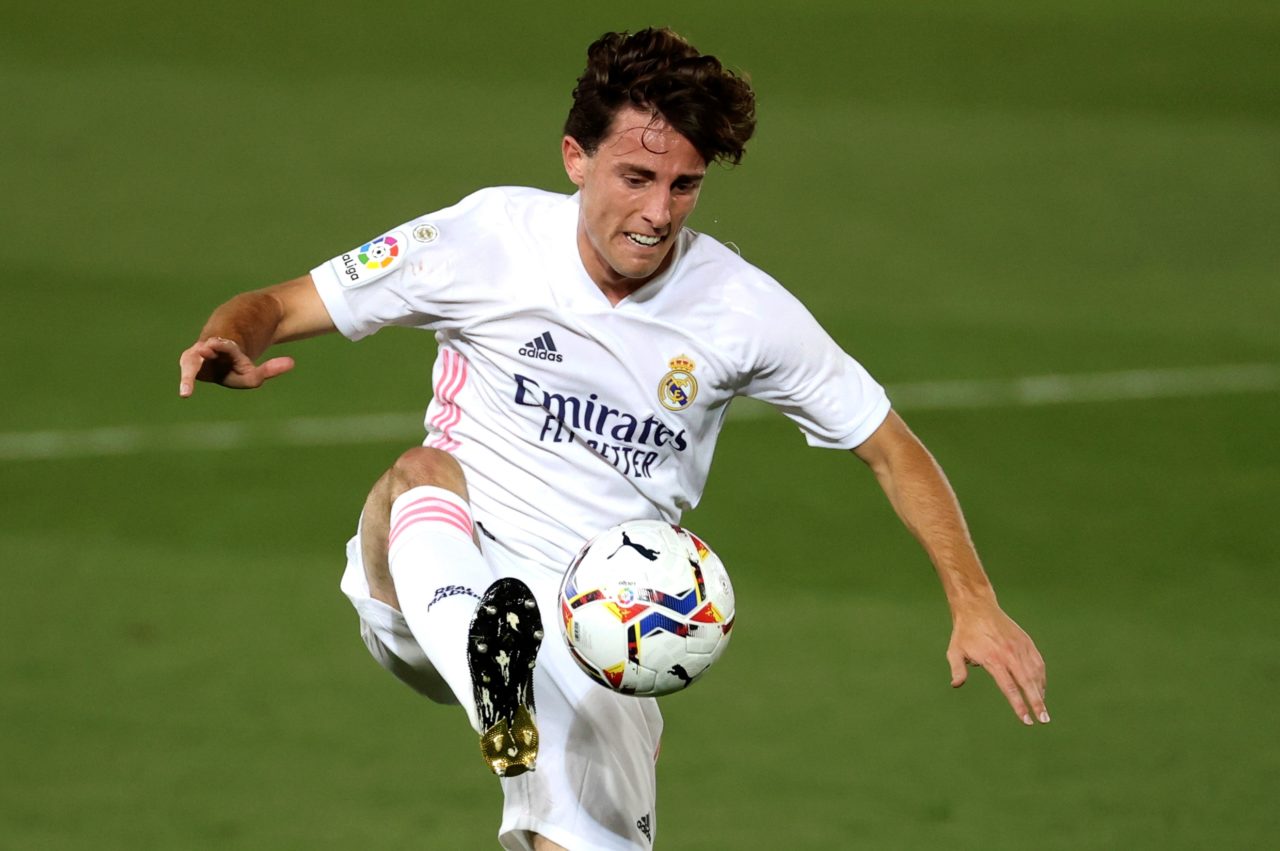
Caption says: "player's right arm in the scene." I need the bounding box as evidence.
[178,274,336,397]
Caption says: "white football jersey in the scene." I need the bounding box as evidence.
[311,187,890,571]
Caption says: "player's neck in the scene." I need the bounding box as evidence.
[594,278,646,306]
[576,234,672,307]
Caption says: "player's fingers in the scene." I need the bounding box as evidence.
[206,336,253,369]
[1028,693,1051,724]
[989,664,1034,726]
[219,355,295,391]
[178,345,212,397]
[1013,651,1050,724]
[947,646,968,688]
[257,356,296,382]
[203,337,274,389]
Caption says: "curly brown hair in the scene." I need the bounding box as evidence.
[564,28,757,166]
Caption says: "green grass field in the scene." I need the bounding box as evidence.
[3,1,1278,848]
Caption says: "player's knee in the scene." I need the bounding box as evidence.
[386,446,469,501]
[530,834,569,851]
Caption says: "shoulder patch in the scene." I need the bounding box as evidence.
[332,230,407,288]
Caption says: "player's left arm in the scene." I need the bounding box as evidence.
[852,410,1050,726]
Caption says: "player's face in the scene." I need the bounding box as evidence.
[563,106,707,301]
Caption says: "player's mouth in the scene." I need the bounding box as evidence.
[625,232,664,248]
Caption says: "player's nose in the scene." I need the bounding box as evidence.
[640,188,672,231]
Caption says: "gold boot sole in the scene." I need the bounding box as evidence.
[480,705,539,777]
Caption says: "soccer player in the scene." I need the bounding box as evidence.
[178,28,1048,851]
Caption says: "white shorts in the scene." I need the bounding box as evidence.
[340,524,664,851]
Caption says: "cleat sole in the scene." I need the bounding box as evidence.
[469,579,543,777]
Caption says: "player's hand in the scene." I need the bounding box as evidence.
[178,336,295,397]
[947,602,1049,726]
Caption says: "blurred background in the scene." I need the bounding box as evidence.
[2,1,1277,848]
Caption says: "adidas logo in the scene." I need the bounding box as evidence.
[636,813,652,843]
[519,331,564,363]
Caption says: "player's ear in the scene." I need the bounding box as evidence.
[562,135,588,188]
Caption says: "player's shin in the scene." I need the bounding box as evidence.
[386,486,494,731]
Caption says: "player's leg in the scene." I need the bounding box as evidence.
[358,447,486,726]
[360,446,543,776]
[493,541,663,851]
[532,836,569,851]
[359,445,472,608]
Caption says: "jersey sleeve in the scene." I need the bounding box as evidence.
[309,188,511,341]
[737,284,891,450]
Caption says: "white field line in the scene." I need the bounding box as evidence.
[2,363,1277,462]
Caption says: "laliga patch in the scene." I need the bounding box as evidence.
[332,230,406,288]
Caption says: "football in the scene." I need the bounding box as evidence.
[558,519,736,697]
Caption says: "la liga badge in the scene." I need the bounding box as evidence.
[335,230,407,288]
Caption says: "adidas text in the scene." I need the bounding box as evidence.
[519,331,564,363]
[519,347,563,362]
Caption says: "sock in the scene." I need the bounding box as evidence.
[387,485,495,732]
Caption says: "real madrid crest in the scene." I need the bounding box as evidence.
[658,355,698,412]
